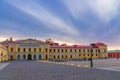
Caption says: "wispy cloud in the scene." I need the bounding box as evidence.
[62,0,120,23]
[6,0,80,37]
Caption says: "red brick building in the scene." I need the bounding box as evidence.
[108,50,120,58]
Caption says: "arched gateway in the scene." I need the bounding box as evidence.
[28,54,32,60]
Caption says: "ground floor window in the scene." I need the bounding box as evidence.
[70,55,72,58]
[34,54,36,60]
[46,54,48,59]
[39,54,42,60]
[23,54,26,60]
[18,55,20,60]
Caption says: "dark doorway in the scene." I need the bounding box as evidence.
[28,54,32,60]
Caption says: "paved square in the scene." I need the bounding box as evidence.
[0,61,120,80]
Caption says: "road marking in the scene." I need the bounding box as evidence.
[0,63,9,70]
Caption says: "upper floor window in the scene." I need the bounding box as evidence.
[70,49,72,52]
[54,49,56,52]
[83,49,85,52]
[34,48,36,52]
[65,49,67,52]
[58,49,60,52]
[79,49,81,52]
[50,49,52,52]
[18,48,20,52]
[23,48,26,52]
[45,48,47,52]
[61,49,63,52]
[39,48,41,52]
[29,48,31,52]
[11,48,13,52]
[75,49,76,52]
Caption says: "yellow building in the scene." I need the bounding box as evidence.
[0,38,108,61]
[0,44,8,62]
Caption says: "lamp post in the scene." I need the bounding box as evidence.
[90,44,93,67]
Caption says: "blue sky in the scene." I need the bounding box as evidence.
[0,0,120,49]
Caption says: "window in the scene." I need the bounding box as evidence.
[79,49,81,52]
[18,48,20,52]
[62,55,64,59]
[83,49,85,52]
[45,48,47,52]
[50,49,52,52]
[65,49,67,52]
[23,48,26,52]
[54,49,56,52]
[18,55,20,59]
[66,55,67,58]
[29,48,31,52]
[83,54,85,56]
[75,49,76,52]
[11,48,13,52]
[88,54,89,56]
[54,55,55,59]
[23,54,26,60]
[88,50,89,52]
[61,49,63,52]
[79,54,81,56]
[96,54,98,56]
[58,49,60,52]
[104,49,106,52]
[34,48,36,52]
[34,54,36,60]
[58,55,60,58]
[98,49,100,52]
[39,48,41,52]
[70,49,72,52]
[96,50,97,52]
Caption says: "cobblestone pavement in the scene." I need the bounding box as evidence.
[0,61,120,80]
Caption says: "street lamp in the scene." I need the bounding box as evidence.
[90,44,93,67]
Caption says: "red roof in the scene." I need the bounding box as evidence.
[50,45,90,48]
[95,42,106,46]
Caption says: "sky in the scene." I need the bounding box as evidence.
[0,0,120,50]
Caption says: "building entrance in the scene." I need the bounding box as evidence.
[28,54,32,60]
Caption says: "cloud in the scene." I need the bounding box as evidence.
[62,0,120,23]
[6,0,80,37]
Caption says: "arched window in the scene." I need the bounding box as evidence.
[34,54,36,60]
[46,54,48,59]
[58,55,60,59]
[18,55,20,60]
[54,55,55,59]
[39,54,42,60]
[23,54,26,60]
[70,55,72,58]
[66,55,67,58]
[62,55,64,59]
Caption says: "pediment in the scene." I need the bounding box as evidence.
[17,39,44,44]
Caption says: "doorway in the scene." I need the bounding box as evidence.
[28,54,32,60]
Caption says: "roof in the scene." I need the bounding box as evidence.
[95,42,107,46]
[50,45,90,48]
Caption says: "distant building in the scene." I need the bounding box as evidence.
[0,44,8,62]
[0,37,108,61]
[108,50,120,58]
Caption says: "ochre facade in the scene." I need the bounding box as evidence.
[0,38,108,61]
[0,44,8,62]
